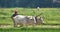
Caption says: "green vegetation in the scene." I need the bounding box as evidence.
[0,27,60,32]
[0,8,60,25]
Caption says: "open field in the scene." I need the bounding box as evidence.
[0,8,60,25]
[0,8,60,32]
[0,27,60,32]
[0,24,60,32]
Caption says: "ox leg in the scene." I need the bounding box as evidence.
[12,18,17,27]
[20,23,23,27]
[14,23,17,27]
[13,20,17,27]
[32,23,36,27]
[14,22,17,27]
[23,20,28,27]
[25,22,28,27]
[32,17,37,27]
[25,19,29,27]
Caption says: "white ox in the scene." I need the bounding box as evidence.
[12,15,36,27]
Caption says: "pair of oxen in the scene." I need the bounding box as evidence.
[12,15,43,27]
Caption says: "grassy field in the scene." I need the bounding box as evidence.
[0,27,60,32]
[0,8,60,25]
[0,8,60,32]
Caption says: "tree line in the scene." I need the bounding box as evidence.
[0,0,60,8]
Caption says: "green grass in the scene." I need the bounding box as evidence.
[0,8,60,25]
[0,8,60,32]
[0,27,60,32]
